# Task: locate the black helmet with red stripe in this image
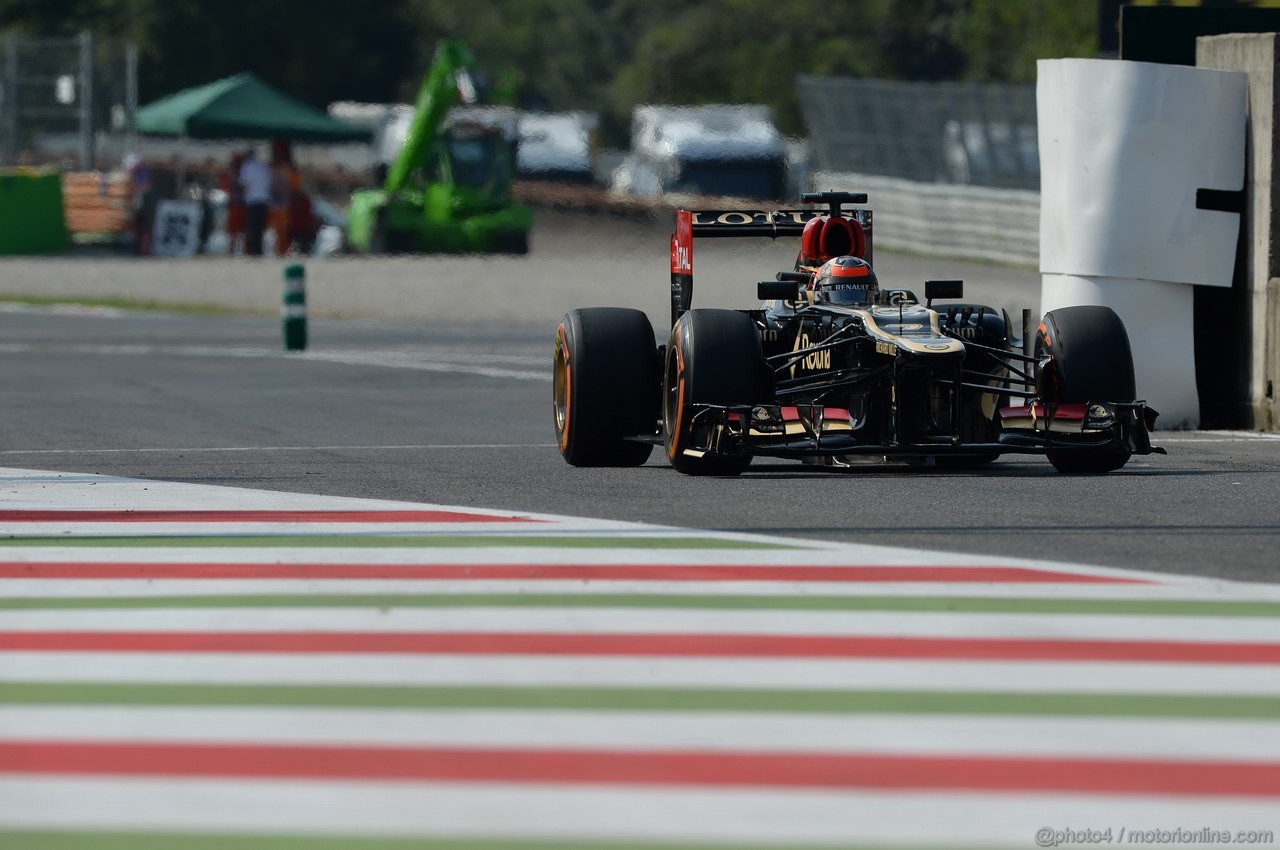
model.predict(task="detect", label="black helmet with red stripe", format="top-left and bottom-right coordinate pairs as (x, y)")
top-left (813, 255), bottom-right (879, 307)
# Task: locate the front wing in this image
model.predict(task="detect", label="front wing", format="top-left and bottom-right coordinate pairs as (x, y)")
top-left (668, 401), bottom-right (1165, 461)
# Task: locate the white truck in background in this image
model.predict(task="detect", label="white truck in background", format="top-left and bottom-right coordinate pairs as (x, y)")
top-left (610, 104), bottom-right (796, 202)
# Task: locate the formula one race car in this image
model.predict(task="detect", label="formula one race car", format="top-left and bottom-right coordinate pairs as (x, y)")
top-left (553, 191), bottom-right (1165, 475)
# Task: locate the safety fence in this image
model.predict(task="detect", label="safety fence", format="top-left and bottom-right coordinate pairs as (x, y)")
top-left (798, 73), bottom-right (1041, 266)
top-left (797, 74), bottom-right (1039, 191)
top-left (812, 170), bottom-right (1040, 267)
top-left (0, 33), bottom-right (137, 169)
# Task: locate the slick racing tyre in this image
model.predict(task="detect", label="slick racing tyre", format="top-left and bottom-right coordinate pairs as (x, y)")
top-left (554, 308), bottom-right (658, 467)
top-left (1035, 305), bottom-right (1136, 474)
top-left (663, 309), bottom-right (761, 476)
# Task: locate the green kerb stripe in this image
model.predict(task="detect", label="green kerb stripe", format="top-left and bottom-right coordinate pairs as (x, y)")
top-left (0, 535), bottom-right (789, 550)
top-left (0, 832), bottom-right (953, 850)
top-left (4, 593), bottom-right (1279, 617)
top-left (2, 683), bottom-right (1274, 719)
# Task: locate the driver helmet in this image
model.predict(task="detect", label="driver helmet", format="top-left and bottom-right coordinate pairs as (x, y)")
top-left (813, 255), bottom-right (879, 307)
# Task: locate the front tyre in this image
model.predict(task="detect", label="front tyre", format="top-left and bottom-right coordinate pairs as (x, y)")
top-left (554, 308), bottom-right (658, 467)
top-left (663, 309), bottom-right (761, 476)
top-left (1035, 305), bottom-right (1136, 474)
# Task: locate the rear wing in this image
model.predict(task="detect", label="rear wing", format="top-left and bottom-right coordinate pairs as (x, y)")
top-left (669, 192), bottom-right (873, 327)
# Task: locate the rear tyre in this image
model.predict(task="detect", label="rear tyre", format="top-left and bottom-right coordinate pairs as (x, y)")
top-left (554, 308), bottom-right (658, 467)
top-left (1035, 305), bottom-right (1135, 474)
top-left (663, 309), bottom-right (761, 476)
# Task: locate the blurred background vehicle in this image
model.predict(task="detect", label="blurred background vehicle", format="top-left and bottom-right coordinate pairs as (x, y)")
top-left (344, 40), bottom-right (532, 255)
top-left (516, 110), bottom-right (596, 184)
top-left (609, 104), bottom-right (790, 202)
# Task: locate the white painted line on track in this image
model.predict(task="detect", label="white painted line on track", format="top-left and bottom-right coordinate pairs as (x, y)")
top-left (3, 607), bottom-right (1275, 642)
top-left (10, 578), bottom-right (1270, 599)
top-left (0, 443), bottom-right (557, 455)
top-left (0, 468), bottom-right (589, 522)
top-left (0, 303), bottom-right (133, 317)
top-left (4, 654), bottom-right (1275, 694)
top-left (5, 707), bottom-right (1279, 761)
top-left (0, 342), bottom-right (551, 381)
top-left (300, 349), bottom-right (550, 381)
top-left (1157, 430), bottom-right (1280, 442)
top-left (1, 779), bottom-right (1274, 845)
top-left (0, 523), bottom-right (566, 537)
top-left (1157, 438), bottom-right (1280, 443)
top-left (7, 548), bottom-right (1258, 597)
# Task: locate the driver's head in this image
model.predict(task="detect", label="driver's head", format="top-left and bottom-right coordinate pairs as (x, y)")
top-left (813, 255), bottom-right (879, 306)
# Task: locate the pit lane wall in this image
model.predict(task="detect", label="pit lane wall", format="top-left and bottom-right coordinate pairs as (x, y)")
top-left (1198, 33), bottom-right (1280, 433)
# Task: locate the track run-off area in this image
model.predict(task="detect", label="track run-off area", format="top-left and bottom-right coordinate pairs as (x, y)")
top-left (0, 466), bottom-right (1278, 849)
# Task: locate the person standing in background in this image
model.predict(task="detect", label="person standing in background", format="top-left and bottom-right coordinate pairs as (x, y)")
top-left (269, 139), bottom-right (300, 256)
top-left (239, 147), bottom-right (271, 256)
top-left (126, 154), bottom-right (153, 256)
top-left (220, 151), bottom-right (247, 255)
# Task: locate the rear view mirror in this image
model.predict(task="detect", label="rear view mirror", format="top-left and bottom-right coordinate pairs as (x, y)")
top-left (758, 280), bottom-right (801, 300)
top-left (925, 279), bottom-right (964, 305)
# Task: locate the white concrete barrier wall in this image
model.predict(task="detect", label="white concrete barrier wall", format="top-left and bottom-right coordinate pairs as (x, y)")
top-left (1038, 59), bottom-right (1245, 286)
top-left (1037, 58), bottom-right (1247, 429)
top-left (1040, 274), bottom-right (1196, 427)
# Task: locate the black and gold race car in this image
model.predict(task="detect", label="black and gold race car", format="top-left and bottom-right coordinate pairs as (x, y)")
top-left (553, 191), bottom-right (1164, 475)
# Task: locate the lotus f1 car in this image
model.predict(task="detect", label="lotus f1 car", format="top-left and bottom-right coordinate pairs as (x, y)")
top-left (553, 191), bottom-right (1165, 475)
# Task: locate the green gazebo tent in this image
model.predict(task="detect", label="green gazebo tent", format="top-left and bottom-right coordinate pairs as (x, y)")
top-left (136, 73), bottom-right (370, 142)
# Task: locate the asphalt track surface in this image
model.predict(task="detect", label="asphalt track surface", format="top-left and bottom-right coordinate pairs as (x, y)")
top-left (1, 209), bottom-right (1278, 582)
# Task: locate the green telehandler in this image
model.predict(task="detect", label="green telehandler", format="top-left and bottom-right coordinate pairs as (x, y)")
top-left (347, 40), bottom-right (532, 254)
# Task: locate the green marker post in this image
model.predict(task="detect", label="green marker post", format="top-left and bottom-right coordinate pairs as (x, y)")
top-left (282, 263), bottom-right (307, 351)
